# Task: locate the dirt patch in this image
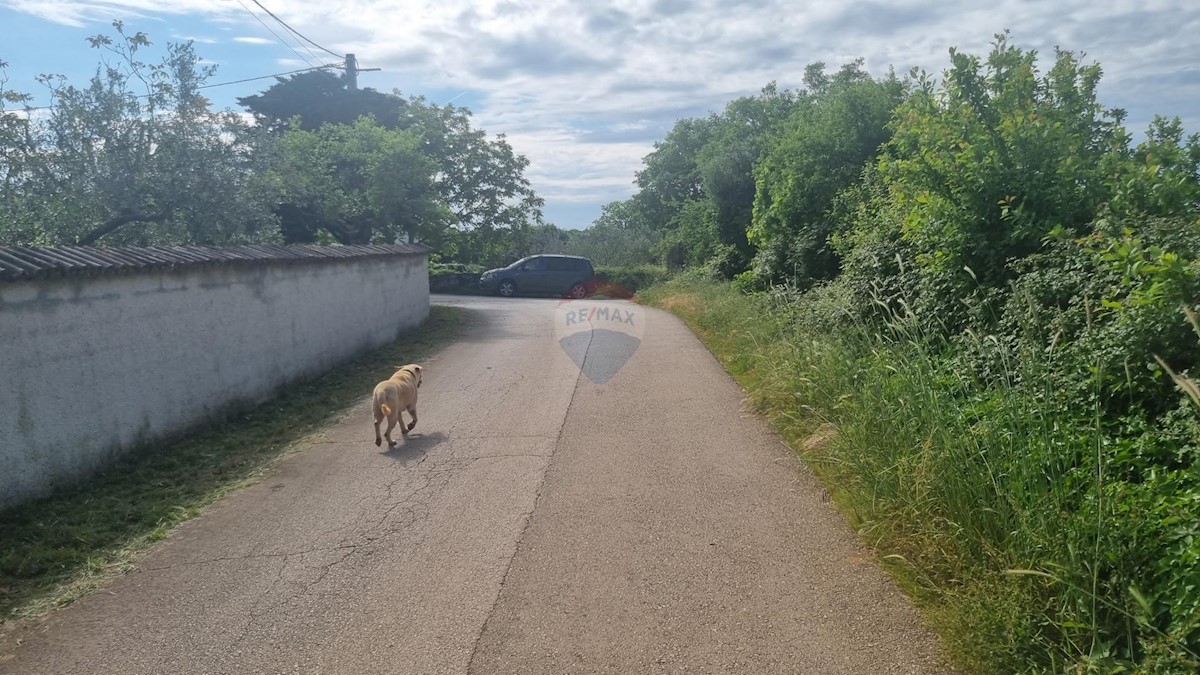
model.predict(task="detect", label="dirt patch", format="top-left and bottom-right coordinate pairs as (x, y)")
top-left (654, 292), bottom-right (704, 317)
top-left (802, 422), bottom-right (840, 454)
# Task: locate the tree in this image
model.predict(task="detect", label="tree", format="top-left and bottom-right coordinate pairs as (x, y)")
top-left (634, 116), bottom-right (714, 232)
top-left (0, 23), bottom-right (279, 247)
top-left (269, 117), bottom-right (449, 245)
top-left (0, 61), bottom-right (39, 245)
top-left (240, 74), bottom-right (544, 265)
top-left (400, 97), bottom-right (544, 265)
top-left (749, 62), bottom-right (906, 287)
top-left (627, 84), bottom-right (799, 277)
top-left (850, 34), bottom-right (1125, 289)
top-left (833, 32), bottom-right (1200, 331)
top-left (237, 70), bottom-right (405, 132)
top-left (694, 82), bottom-right (800, 272)
top-left (569, 199), bottom-right (661, 266)
top-left (518, 223), bottom-right (571, 256)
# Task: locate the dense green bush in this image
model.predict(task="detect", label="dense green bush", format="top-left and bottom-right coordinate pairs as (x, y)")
top-left (749, 63), bottom-right (906, 287)
top-left (593, 264), bottom-right (670, 295)
top-left (429, 261), bottom-right (485, 276)
top-left (428, 261), bottom-right (485, 293)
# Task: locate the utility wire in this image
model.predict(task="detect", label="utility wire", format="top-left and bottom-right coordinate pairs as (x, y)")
top-left (234, 0), bottom-right (317, 68)
top-left (247, 0), bottom-right (342, 59)
top-left (198, 63), bottom-right (342, 89)
top-left (10, 64), bottom-right (341, 113)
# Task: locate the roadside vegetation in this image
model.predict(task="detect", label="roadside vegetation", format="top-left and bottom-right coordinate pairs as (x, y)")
top-left (627, 34), bottom-right (1199, 674)
top-left (0, 307), bottom-right (464, 633)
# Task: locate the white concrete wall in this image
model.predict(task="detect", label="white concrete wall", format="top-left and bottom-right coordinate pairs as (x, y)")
top-left (0, 254), bottom-right (429, 508)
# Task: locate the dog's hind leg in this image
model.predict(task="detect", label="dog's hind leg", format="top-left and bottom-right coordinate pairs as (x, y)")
top-left (384, 413), bottom-right (399, 447)
top-left (406, 405), bottom-right (417, 432)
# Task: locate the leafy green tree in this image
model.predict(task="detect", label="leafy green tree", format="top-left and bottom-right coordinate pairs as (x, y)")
top-left (269, 117), bottom-right (449, 245)
top-left (633, 117), bottom-right (714, 234)
top-left (694, 82), bottom-right (800, 272)
top-left (516, 222), bottom-right (571, 256)
top-left (0, 23), bottom-right (279, 247)
top-left (836, 33), bottom-right (1135, 326)
top-left (655, 199), bottom-right (720, 270)
top-left (0, 62), bottom-right (39, 245)
top-left (240, 74), bottom-right (543, 265)
top-left (1105, 115), bottom-right (1200, 218)
top-left (569, 199), bottom-right (661, 266)
top-left (237, 70), bottom-right (405, 132)
top-left (626, 84), bottom-right (798, 276)
top-left (401, 97), bottom-right (544, 265)
top-left (749, 63), bottom-right (906, 287)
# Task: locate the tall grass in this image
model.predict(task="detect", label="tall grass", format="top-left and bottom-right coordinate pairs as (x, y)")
top-left (644, 280), bottom-right (1200, 674)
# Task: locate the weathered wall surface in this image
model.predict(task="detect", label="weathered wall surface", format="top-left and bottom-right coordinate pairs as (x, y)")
top-left (0, 252), bottom-right (429, 508)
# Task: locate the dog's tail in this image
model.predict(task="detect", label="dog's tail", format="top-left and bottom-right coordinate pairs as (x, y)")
top-left (380, 403), bottom-right (393, 417)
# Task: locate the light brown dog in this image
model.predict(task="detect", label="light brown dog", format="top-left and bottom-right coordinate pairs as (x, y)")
top-left (372, 364), bottom-right (422, 447)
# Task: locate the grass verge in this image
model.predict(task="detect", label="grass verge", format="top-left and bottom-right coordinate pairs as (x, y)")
top-left (642, 280), bottom-right (1200, 674)
top-left (641, 281), bottom-right (1006, 671)
top-left (0, 305), bottom-right (465, 635)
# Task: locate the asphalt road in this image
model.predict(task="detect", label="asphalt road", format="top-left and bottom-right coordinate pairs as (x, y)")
top-left (1, 295), bottom-right (950, 674)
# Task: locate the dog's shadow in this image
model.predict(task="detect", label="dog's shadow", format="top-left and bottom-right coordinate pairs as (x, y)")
top-left (382, 430), bottom-right (447, 465)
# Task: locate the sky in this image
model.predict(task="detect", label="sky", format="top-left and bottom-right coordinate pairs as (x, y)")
top-left (1, 0), bottom-right (1198, 230)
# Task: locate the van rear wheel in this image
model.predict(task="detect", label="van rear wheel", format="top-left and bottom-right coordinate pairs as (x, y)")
top-left (567, 283), bottom-right (588, 299)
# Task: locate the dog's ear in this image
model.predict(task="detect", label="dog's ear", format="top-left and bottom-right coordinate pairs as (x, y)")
top-left (413, 365), bottom-right (423, 372)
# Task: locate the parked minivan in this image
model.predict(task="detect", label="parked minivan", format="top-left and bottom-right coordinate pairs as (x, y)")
top-left (478, 255), bottom-right (596, 298)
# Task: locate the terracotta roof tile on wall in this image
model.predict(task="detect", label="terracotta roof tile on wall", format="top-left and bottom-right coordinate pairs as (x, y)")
top-left (0, 243), bottom-right (431, 282)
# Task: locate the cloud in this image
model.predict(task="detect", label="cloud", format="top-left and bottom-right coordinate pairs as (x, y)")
top-left (584, 7), bottom-right (634, 36)
top-left (172, 33), bottom-right (218, 44)
top-left (232, 36), bottom-right (273, 45)
top-left (6, 0), bottom-right (1200, 228)
top-left (814, 0), bottom-right (941, 36)
top-left (6, 0), bottom-right (227, 27)
top-left (465, 33), bottom-right (617, 80)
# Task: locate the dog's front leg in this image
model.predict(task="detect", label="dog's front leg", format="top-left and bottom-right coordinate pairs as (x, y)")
top-left (406, 406), bottom-right (417, 432)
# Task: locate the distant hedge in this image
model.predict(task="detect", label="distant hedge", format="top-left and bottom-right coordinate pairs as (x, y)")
top-left (594, 265), bottom-right (670, 296)
top-left (428, 262), bottom-right (484, 293)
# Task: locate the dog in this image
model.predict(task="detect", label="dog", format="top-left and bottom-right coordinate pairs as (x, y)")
top-left (372, 364), bottom-right (422, 447)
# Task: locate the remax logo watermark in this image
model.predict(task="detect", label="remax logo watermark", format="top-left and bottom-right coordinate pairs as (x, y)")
top-left (554, 298), bottom-right (645, 384)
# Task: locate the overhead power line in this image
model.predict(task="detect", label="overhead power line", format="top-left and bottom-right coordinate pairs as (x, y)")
top-left (242, 0), bottom-right (381, 91)
top-left (198, 63), bottom-right (342, 89)
top-left (10, 64), bottom-right (341, 113)
top-left (247, 0), bottom-right (342, 59)
top-left (233, 0), bottom-right (318, 68)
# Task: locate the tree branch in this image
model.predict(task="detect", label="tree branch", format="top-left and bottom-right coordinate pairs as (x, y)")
top-left (77, 209), bottom-right (168, 246)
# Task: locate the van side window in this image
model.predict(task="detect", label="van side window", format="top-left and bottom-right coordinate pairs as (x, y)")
top-left (522, 258), bottom-right (548, 271)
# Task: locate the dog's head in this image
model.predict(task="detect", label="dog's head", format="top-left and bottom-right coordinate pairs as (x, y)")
top-left (394, 364), bottom-right (423, 388)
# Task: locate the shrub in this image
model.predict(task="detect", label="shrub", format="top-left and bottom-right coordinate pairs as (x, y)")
top-left (593, 264), bottom-right (670, 295)
top-left (428, 261), bottom-right (485, 293)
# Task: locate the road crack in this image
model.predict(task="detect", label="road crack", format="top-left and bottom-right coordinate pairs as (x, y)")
top-left (464, 323), bottom-right (594, 673)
